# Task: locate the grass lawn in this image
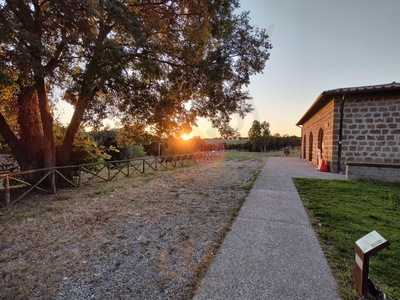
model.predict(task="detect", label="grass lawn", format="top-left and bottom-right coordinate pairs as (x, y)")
top-left (294, 178), bottom-right (400, 300)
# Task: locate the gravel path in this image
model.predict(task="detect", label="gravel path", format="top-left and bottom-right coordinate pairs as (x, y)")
top-left (194, 157), bottom-right (345, 300)
top-left (0, 156), bottom-right (264, 300)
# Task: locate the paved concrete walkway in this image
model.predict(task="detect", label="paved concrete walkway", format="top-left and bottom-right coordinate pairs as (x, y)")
top-left (194, 157), bottom-right (345, 300)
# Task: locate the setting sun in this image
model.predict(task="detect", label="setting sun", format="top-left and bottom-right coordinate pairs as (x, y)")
top-left (181, 133), bottom-right (192, 141)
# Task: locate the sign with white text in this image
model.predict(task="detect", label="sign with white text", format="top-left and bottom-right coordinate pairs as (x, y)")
top-left (353, 230), bottom-right (389, 297)
top-left (355, 230), bottom-right (387, 255)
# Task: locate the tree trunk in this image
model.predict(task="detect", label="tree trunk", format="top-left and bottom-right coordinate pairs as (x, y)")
top-left (58, 31), bottom-right (108, 165)
top-left (58, 95), bottom-right (90, 165)
top-left (0, 84), bottom-right (56, 171)
top-left (16, 87), bottom-right (45, 170)
top-left (35, 77), bottom-right (56, 169)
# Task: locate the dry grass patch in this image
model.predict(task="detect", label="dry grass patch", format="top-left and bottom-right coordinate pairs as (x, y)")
top-left (0, 154), bottom-right (265, 300)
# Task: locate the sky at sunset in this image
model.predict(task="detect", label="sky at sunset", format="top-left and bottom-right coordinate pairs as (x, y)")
top-left (56, 0), bottom-right (400, 138)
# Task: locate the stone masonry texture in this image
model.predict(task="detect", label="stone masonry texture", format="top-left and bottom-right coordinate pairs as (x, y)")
top-left (339, 95), bottom-right (400, 171)
top-left (301, 93), bottom-right (400, 173)
top-left (347, 164), bottom-right (400, 183)
top-left (301, 99), bottom-right (337, 171)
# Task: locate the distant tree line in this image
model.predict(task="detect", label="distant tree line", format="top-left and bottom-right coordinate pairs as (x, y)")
top-left (224, 120), bottom-right (301, 152)
top-left (90, 128), bottom-right (224, 160)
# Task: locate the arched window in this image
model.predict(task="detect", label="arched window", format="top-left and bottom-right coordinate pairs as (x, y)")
top-left (308, 132), bottom-right (313, 161)
top-left (317, 128), bottom-right (324, 157)
top-left (303, 135), bottom-right (307, 159)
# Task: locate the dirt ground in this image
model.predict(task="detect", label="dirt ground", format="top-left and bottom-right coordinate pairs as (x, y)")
top-left (0, 152), bottom-right (269, 300)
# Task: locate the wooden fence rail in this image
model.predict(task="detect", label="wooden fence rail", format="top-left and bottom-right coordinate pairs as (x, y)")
top-left (0, 151), bottom-right (223, 206)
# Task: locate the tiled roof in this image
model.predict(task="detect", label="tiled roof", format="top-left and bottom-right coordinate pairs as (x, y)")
top-left (296, 82), bottom-right (400, 126)
top-left (323, 81), bottom-right (400, 95)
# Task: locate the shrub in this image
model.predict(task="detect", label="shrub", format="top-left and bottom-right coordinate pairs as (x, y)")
top-left (54, 125), bottom-right (111, 165)
top-left (119, 144), bottom-right (146, 159)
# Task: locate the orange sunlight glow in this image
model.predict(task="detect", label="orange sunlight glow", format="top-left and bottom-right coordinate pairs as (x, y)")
top-left (180, 133), bottom-right (192, 141)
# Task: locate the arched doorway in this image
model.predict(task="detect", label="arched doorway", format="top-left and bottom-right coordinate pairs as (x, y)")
top-left (317, 128), bottom-right (324, 165)
top-left (308, 132), bottom-right (313, 161)
top-left (303, 135), bottom-right (307, 159)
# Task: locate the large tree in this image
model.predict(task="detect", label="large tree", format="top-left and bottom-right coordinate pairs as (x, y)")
top-left (0, 0), bottom-right (271, 170)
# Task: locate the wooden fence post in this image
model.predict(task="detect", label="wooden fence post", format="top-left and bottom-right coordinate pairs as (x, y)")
top-left (4, 175), bottom-right (10, 206)
top-left (77, 167), bottom-right (82, 186)
top-left (51, 170), bottom-right (57, 194)
top-left (142, 159), bottom-right (145, 173)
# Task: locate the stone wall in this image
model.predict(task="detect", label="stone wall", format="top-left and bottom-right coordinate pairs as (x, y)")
top-left (340, 95), bottom-right (400, 172)
top-left (346, 162), bottom-right (400, 183)
top-left (301, 99), bottom-right (337, 170)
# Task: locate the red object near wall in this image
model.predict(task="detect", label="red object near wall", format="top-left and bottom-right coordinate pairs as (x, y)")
top-left (319, 160), bottom-right (329, 172)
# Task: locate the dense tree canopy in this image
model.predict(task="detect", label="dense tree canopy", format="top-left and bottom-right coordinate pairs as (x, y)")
top-left (0, 0), bottom-right (271, 169)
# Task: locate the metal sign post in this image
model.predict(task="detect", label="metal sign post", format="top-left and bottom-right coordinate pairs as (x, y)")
top-left (353, 231), bottom-right (389, 297)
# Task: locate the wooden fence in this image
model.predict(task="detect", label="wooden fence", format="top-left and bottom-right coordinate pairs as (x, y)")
top-left (0, 151), bottom-right (223, 206)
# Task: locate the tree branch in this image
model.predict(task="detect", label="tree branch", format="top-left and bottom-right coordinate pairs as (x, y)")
top-left (6, 0), bottom-right (34, 30)
top-left (59, 24), bottom-right (112, 164)
top-left (44, 36), bottom-right (67, 74)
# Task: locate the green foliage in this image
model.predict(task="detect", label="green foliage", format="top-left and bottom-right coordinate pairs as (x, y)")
top-left (218, 123), bottom-right (241, 140)
top-left (69, 137), bottom-right (110, 165)
top-left (294, 179), bottom-right (400, 300)
top-left (0, 76), bottom-right (18, 142)
top-left (90, 127), bottom-right (148, 160)
top-left (260, 121), bottom-right (271, 137)
top-left (248, 120), bottom-right (270, 140)
top-left (244, 120), bottom-right (300, 152)
top-left (90, 129), bottom-right (118, 148)
top-left (248, 120), bottom-right (262, 141)
top-left (54, 125), bottom-right (110, 165)
top-left (0, 1), bottom-right (271, 167)
top-left (116, 123), bottom-right (152, 147)
top-left (120, 145), bottom-right (146, 159)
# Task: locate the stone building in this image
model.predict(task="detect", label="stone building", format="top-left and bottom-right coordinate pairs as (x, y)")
top-left (296, 82), bottom-right (400, 181)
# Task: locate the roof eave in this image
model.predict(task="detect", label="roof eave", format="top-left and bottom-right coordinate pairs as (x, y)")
top-left (296, 92), bottom-right (326, 126)
top-left (296, 84), bottom-right (400, 126)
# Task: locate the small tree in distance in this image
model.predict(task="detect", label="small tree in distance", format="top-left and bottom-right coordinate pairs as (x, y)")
top-left (248, 120), bottom-right (271, 151)
top-left (246, 120), bottom-right (299, 152)
top-left (248, 120), bottom-right (262, 142)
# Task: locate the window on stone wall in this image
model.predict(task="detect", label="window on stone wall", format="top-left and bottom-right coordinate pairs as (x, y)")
top-left (309, 132), bottom-right (313, 161)
top-left (303, 135), bottom-right (307, 159)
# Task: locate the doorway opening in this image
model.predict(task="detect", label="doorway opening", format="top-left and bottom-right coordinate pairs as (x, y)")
top-left (308, 132), bottom-right (313, 161)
